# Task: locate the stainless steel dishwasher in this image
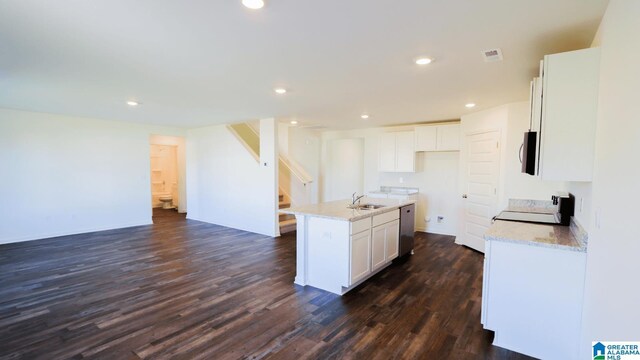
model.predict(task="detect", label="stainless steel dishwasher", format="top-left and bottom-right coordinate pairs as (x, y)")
top-left (398, 204), bottom-right (415, 257)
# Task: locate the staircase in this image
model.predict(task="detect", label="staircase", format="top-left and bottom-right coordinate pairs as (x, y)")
top-left (227, 121), bottom-right (312, 236)
top-left (279, 190), bottom-right (296, 234)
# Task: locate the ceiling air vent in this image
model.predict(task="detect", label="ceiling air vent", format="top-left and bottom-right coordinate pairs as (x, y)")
top-left (482, 48), bottom-right (503, 62)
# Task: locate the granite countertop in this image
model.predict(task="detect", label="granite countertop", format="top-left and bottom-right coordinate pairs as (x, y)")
top-left (484, 198), bottom-right (587, 252)
top-left (279, 197), bottom-right (416, 221)
top-left (484, 220), bottom-right (585, 252)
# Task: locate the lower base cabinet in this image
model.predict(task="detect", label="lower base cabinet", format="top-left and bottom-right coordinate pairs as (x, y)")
top-left (371, 219), bottom-right (399, 271)
top-left (481, 239), bottom-right (586, 360)
top-left (350, 230), bottom-right (372, 285)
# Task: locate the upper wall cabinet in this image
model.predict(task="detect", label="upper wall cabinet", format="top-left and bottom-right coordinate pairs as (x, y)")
top-left (379, 131), bottom-right (415, 172)
top-left (415, 124), bottom-right (460, 152)
top-left (536, 48), bottom-right (600, 182)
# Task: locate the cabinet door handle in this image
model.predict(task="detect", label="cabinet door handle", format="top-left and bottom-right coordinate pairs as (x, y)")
top-left (462, 194), bottom-right (468, 199)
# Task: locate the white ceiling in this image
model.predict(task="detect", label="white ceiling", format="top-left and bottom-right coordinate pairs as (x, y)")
top-left (0, 0), bottom-right (608, 129)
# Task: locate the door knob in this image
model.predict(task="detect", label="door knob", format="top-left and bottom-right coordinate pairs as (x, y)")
top-left (462, 194), bottom-right (468, 199)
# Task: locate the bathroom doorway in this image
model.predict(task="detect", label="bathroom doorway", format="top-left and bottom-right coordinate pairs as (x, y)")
top-left (150, 144), bottom-right (178, 209)
top-left (149, 135), bottom-right (186, 215)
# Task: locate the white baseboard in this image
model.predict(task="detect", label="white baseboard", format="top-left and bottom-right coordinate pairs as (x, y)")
top-left (416, 226), bottom-right (457, 237)
top-left (186, 215), bottom-right (278, 237)
top-left (0, 220), bottom-right (153, 245)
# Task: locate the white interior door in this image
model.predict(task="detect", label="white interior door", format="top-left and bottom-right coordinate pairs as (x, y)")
top-left (150, 144), bottom-right (178, 208)
top-left (457, 131), bottom-right (500, 252)
top-left (324, 138), bottom-right (364, 201)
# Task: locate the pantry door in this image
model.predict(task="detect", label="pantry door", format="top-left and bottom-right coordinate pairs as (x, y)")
top-left (457, 131), bottom-right (500, 253)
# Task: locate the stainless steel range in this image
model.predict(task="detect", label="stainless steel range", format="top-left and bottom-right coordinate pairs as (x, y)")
top-left (493, 193), bottom-right (575, 226)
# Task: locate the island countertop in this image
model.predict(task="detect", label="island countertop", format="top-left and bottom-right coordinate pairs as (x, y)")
top-left (279, 197), bottom-right (416, 221)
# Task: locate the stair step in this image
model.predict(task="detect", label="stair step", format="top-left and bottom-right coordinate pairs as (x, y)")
top-left (278, 201), bottom-right (290, 209)
top-left (279, 219), bottom-right (297, 234)
top-left (278, 193), bottom-right (284, 202)
top-left (279, 213), bottom-right (295, 222)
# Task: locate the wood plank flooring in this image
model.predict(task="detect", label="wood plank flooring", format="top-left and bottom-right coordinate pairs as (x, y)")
top-left (0, 209), bottom-right (532, 359)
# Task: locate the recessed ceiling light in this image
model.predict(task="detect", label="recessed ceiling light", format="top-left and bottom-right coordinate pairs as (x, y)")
top-left (126, 100), bottom-right (139, 106)
top-left (465, 103), bottom-right (476, 108)
top-left (242, 0), bottom-right (264, 9)
top-left (274, 88), bottom-right (287, 95)
top-left (415, 57), bottom-right (433, 65)
top-left (361, 114), bottom-right (370, 119)
top-left (290, 120), bottom-right (298, 125)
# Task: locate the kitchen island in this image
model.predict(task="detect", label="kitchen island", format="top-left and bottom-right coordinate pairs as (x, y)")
top-left (280, 197), bottom-right (415, 295)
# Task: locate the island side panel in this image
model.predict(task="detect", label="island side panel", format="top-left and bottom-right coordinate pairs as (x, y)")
top-left (294, 214), bottom-right (308, 286)
top-left (306, 217), bottom-right (350, 295)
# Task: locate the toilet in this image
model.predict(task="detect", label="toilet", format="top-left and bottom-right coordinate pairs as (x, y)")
top-left (159, 194), bottom-right (173, 209)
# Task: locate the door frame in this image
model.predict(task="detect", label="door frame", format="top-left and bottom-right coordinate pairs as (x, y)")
top-left (149, 135), bottom-right (187, 214)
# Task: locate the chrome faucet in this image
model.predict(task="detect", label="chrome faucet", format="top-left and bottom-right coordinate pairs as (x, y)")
top-left (352, 192), bottom-right (365, 205)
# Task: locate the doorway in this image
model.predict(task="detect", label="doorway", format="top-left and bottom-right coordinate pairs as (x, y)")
top-left (149, 135), bottom-right (186, 218)
top-left (150, 144), bottom-right (178, 209)
top-left (457, 130), bottom-right (500, 252)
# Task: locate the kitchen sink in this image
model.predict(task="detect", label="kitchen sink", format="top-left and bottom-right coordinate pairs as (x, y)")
top-left (349, 204), bottom-right (385, 210)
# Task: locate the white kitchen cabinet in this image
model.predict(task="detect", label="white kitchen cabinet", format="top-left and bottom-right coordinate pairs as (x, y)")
top-left (384, 220), bottom-right (399, 260)
top-left (395, 132), bottom-right (416, 171)
top-left (414, 126), bottom-right (437, 151)
top-left (482, 239), bottom-right (586, 359)
top-left (536, 48), bottom-right (600, 181)
top-left (371, 225), bottom-right (387, 271)
top-left (415, 124), bottom-right (460, 152)
top-left (371, 219), bottom-right (400, 271)
top-left (379, 133), bottom-right (397, 172)
top-left (379, 132), bottom-right (415, 172)
top-left (349, 230), bottom-right (371, 285)
top-left (436, 124), bottom-right (461, 151)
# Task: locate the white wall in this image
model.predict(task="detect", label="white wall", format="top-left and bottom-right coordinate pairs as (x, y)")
top-left (321, 125), bottom-right (459, 235)
top-left (580, 0), bottom-right (640, 356)
top-left (186, 119), bottom-right (278, 237)
top-left (275, 124), bottom-right (321, 206)
top-left (324, 138), bottom-right (364, 202)
top-left (566, 181), bottom-right (592, 229)
top-left (0, 108), bottom-right (184, 244)
top-left (288, 126), bottom-right (321, 204)
top-left (149, 135), bottom-right (187, 213)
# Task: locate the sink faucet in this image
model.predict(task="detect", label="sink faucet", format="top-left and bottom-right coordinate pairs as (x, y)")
top-left (352, 192), bottom-right (365, 205)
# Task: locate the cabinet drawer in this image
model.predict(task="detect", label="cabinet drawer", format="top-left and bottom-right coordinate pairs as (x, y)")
top-left (373, 209), bottom-right (399, 227)
top-left (351, 217), bottom-right (371, 235)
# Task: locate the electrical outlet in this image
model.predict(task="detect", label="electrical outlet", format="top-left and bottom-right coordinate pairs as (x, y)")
top-left (580, 198), bottom-right (584, 212)
top-left (399, 177), bottom-right (404, 184)
top-left (437, 216), bottom-right (444, 224)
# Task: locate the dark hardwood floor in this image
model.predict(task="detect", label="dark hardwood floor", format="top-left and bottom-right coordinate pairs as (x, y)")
top-left (0, 209), bottom-right (532, 360)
